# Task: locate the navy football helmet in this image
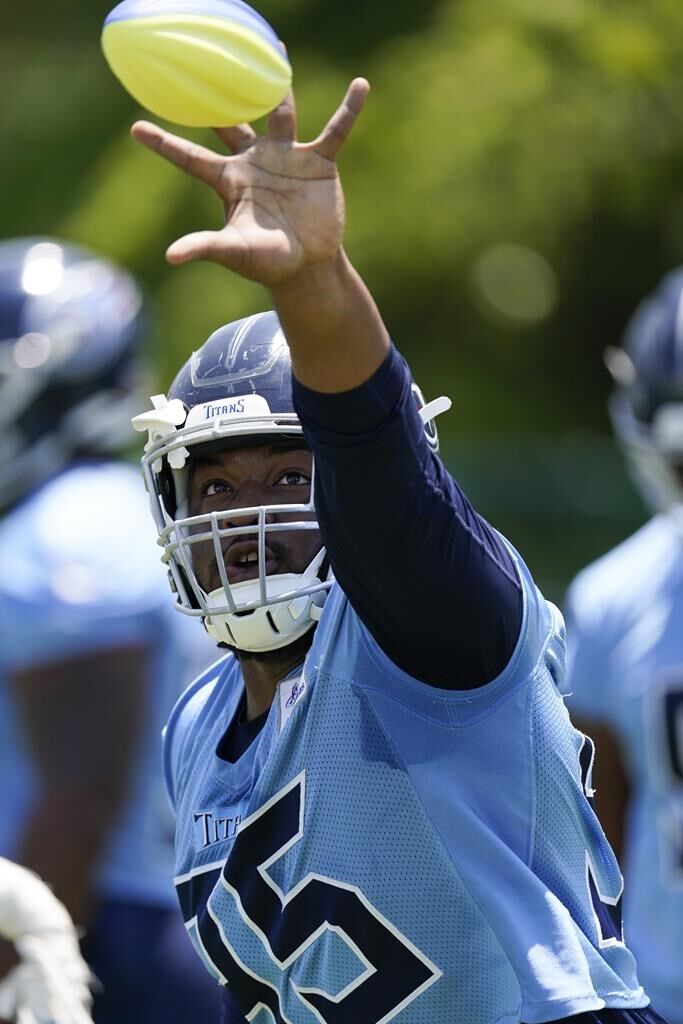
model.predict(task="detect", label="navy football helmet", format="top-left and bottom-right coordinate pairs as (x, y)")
top-left (0, 237), bottom-right (146, 513)
top-left (607, 267), bottom-right (683, 519)
top-left (133, 311), bottom-right (329, 653)
top-left (134, 310), bottom-right (450, 653)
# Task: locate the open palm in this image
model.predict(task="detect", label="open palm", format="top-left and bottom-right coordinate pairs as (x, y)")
top-left (131, 79), bottom-right (369, 286)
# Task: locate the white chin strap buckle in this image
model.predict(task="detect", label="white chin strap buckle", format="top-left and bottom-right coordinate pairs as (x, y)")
top-left (419, 396), bottom-right (452, 423)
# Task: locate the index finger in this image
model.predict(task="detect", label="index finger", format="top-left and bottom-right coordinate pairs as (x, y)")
top-left (131, 120), bottom-right (227, 189)
top-left (310, 78), bottom-right (370, 162)
top-left (213, 123), bottom-right (257, 154)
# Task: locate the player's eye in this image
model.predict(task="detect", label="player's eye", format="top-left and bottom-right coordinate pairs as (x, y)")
top-left (203, 479), bottom-right (232, 497)
top-left (275, 471), bottom-right (310, 486)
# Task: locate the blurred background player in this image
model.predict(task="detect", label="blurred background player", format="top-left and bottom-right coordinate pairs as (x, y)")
top-left (0, 856), bottom-right (93, 1024)
top-left (564, 268), bottom-right (683, 1024)
top-left (0, 237), bottom-right (220, 1023)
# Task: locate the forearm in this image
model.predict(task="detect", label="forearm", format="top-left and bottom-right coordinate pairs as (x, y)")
top-left (16, 791), bottom-right (120, 925)
top-left (270, 249), bottom-right (390, 393)
top-left (10, 646), bottom-right (149, 924)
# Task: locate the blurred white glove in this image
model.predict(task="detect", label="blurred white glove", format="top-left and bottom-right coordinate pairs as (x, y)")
top-left (0, 858), bottom-right (93, 1024)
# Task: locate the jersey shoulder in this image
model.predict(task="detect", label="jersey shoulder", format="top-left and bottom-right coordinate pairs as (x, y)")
top-left (162, 652), bottom-right (238, 811)
top-left (0, 461), bottom-right (161, 594)
top-left (566, 515), bottom-right (681, 633)
top-left (316, 546), bottom-right (564, 706)
top-left (562, 516), bottom-right (682, 715)
top-left (0, 462), bottom-right (173, 668)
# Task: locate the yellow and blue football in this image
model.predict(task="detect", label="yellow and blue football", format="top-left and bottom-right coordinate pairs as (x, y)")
top-left (101, 0), bottom-right (291, 127)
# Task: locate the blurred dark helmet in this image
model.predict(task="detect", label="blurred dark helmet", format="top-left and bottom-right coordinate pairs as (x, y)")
top-left (0, 238), bottom-right (146, 513)
top-left (607, 267), bottom-right (683, 516)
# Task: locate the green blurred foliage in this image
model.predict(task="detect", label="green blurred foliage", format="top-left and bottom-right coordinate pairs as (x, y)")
top-left (4, 0), bottom-right (683, 594)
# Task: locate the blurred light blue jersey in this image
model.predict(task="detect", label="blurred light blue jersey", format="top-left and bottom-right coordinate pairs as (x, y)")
top-left (165, 552), bottom-right (647, 1024)
top-left (564, 514), bottom-right (683, 1024)
top-left (0, 462), bottom-right (217, 908)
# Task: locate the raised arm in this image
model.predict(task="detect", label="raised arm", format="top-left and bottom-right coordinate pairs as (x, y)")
top-left (131, 81), bottom-right (389, 393)
top-left (132, 83), bottom-right (522, 688)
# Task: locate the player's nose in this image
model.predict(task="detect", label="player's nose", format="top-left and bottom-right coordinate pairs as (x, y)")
top-left (221, 480), bottom-right (278, 526)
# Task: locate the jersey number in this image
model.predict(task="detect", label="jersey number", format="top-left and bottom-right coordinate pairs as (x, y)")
top-left (196, 773), bottom-right (440, 1023)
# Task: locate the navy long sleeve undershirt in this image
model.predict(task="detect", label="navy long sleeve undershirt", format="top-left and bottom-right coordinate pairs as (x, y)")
top-left (292, 344), bottom-right (523, 690)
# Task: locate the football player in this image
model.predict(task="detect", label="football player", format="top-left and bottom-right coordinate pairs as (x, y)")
top-left (0, 239), bottom-right (220, 1023)
top-left (563, 268), bottom-right (683, 1024)
top-left (130, 81), bottom-right (669, 1022)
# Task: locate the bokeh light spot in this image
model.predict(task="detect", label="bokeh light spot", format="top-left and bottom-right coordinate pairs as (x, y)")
top-left (13, 332), bottom-right (52, 369)
top-left (473, 243), bottom-right (558, 327)
top-left (21, 242), bottom-right (64, 295)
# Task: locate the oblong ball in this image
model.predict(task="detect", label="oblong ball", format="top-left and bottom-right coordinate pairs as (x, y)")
top-left (101, 0), bottom-right (292, 127)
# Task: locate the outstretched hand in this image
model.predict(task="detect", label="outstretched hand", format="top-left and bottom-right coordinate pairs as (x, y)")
top-left (131, 79), bottom-right (370, 287)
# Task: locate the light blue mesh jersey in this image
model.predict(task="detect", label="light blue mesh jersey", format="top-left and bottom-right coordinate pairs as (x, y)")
top-left (564, 514), bottom-right (683, 1024)
top-left (0, 462), bottom-right (217, 907)
top-left (165, 544), bottom-right (649, 1023)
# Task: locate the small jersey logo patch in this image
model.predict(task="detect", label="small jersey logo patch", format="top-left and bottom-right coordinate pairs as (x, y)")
top-left (278, 673), bottom-right (307, 731)
top-left (285, 679), bottom-right (305, 707)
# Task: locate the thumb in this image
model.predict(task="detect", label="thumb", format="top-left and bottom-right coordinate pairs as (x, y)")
top-left (166, 231), bottom-right (223, 265)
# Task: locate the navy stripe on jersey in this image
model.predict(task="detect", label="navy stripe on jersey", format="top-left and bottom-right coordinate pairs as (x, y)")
top-left (198, 910), bottom-right (284, 1023)
top-left (292, 344), bottom-right (523, 690)
top-left (176, 865), bottom-right (222, 922)
top-left (220, 986), bottom-right (248, 1024)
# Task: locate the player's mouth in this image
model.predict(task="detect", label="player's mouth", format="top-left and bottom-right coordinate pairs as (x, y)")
top-left (224, 540), bottom-right (278, 584)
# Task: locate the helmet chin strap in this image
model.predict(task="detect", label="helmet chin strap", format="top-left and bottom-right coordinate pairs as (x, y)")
top-left (203, 547), bottom-right (331, 653)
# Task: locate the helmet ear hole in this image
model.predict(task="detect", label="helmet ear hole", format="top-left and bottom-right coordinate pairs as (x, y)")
top-left (172, 564), bottom-right (202, 611)
top-left (159, 462), bottom-right (177, 517)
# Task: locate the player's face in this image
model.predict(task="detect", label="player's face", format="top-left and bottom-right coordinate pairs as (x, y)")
top-left (187, 440), bottom-right (321, 591)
